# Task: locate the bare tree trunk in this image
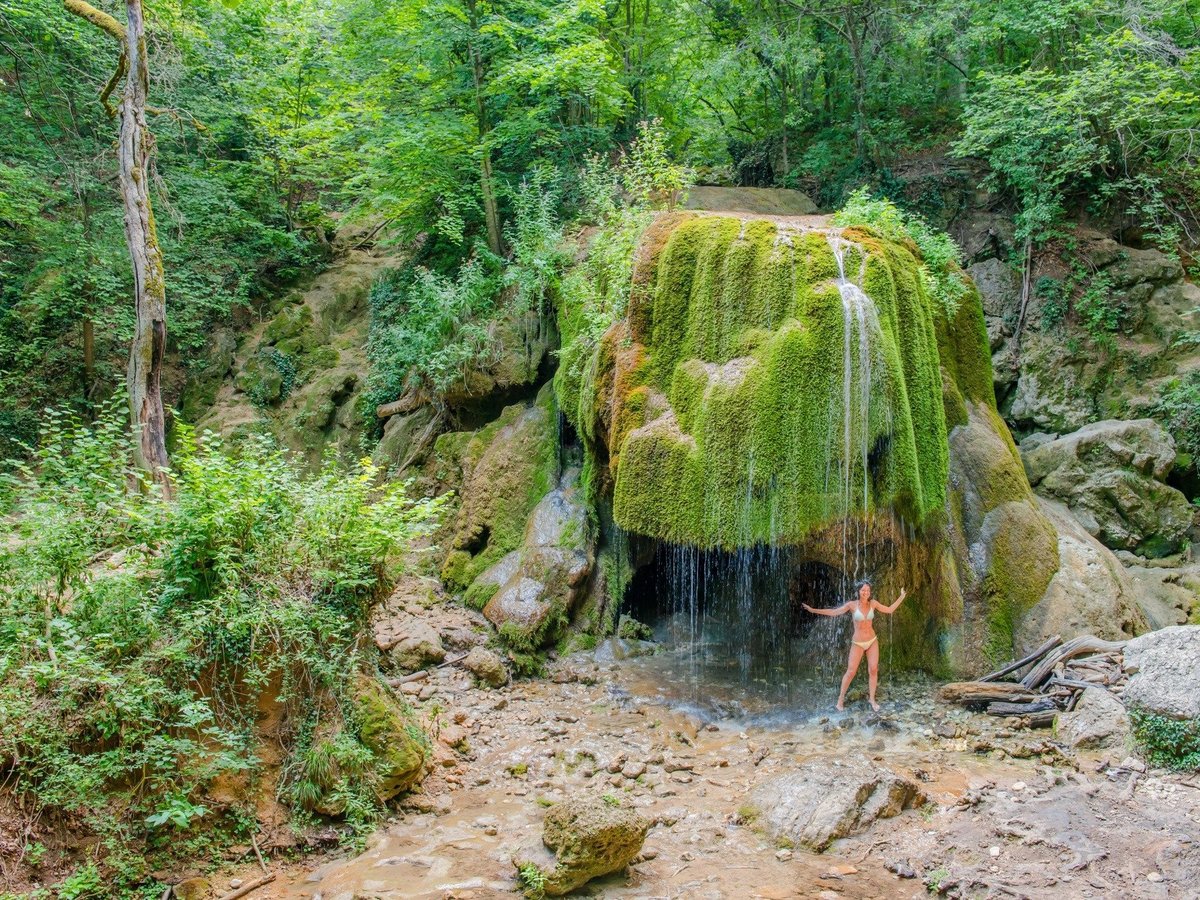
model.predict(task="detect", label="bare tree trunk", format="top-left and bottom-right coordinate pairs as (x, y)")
top-left (65, 0), bottom-right (171, 490)
top-left (121, 0), bottom-right (170, 487)
top-left (466, 0), bottom-right (503, 257)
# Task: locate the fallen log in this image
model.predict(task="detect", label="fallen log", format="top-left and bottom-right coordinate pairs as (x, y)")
top-left (979, 635), bottom-right (1062, 683)
top-left (987, 698), bottom-right (1058, 717)
top-left (1021, 636), bottom-right (1127, 691)
top-left (216, 874), bottom-right (275, 900)
top-left (939, 682), bottom-right (1042, 705)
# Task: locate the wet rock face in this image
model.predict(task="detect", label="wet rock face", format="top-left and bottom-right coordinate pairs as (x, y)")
top-left (747, 757), bottom-right (923, 851)
top-left (1055, 686), bottom-right (1131, 749)
top-left (525, 796), bottom-right (650, 896)
top-left (1122, 625), bottom-right (1200, 720)
top-left (1022, 419), bottom-right (1192, 558)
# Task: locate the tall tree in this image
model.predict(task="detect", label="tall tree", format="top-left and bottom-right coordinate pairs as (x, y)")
top-left (64, 0), bottom-right (170, 488)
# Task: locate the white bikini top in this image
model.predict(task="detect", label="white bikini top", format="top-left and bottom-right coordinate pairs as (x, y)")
top-left (853, 605), bottom-right (874, 622)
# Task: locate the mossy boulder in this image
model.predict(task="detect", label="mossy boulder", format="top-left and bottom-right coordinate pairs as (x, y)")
top-left (520, 796), bottom-right (650, 896)
top-left (561, 214), bottom-right (948, 549)
top-left (1022, 419), bottom-right (1192, 558)
top-left (353, 674), bottom-right (428, 801)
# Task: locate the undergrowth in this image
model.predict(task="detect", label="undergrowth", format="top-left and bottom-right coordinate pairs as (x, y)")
top-left (1130, 710), bottom-right (1200, 771)
top-left (0, 401), bottom-right (448, 895)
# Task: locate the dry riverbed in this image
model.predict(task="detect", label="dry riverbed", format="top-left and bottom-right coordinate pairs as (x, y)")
top-left (220, 631), bottom-right (1200, 900)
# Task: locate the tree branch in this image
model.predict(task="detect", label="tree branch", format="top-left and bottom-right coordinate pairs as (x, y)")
top-left (64, 0), bottom-right (126, 42)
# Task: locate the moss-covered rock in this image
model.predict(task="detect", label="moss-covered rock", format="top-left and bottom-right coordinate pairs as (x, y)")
top-left (520, 796), bottom-right (650, 896)
top-left (441, 384), bottom-right (558, 591)
top-left (563, 215), bottom-right (949, 549)
top-left (353, 674), bottom-right (428, 801)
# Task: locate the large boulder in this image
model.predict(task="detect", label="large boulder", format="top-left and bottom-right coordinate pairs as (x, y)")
top-left (476, 469), bottom-right (593, 652)
top-left (1122, 625), bottom-right (1200, 720)
top-left (1022, 419), bottom-right (1192, 558)
top-left (519, 796), bottom-right (650, 896)
top-left (353, 675), bottom-right (428, 802)
top-left (1055, 686), bottom-right (1131, 749)
top-left (746, 758), bottom-right (923, 851)
top-left (375, 617), bottom-right (446, 673)
top-left (1015, 498), bottom-right (1145, 655)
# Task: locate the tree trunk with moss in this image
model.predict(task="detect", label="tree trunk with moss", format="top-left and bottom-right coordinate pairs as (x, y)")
top-left (66, 0), bottom-right (171, 489)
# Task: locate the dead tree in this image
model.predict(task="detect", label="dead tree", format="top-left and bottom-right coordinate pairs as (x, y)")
top-left (65, 0), bottom-right (171, 492)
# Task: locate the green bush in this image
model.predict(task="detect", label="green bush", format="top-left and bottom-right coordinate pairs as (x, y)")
top-left (0, 403), bottom-right (448, 891)
top-left (1130, 710), bottom-right (1200, 771)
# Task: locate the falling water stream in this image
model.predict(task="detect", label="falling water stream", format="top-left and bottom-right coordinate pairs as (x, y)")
top-left (612, 233), bottom-right (909, 720)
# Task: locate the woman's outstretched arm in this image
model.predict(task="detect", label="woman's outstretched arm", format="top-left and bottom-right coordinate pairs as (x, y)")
top-left (801, 602), bottom-right (852, 617)
top-left (875, 587), bottom-right (908, 614)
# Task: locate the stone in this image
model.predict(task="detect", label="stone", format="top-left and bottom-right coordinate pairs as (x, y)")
top-left (1022, 419), bottom-right (1191, 557)
top-left (383, 619), bottom-right (446, 673)
top-left (172, 878), bottom-right (211, 900)
top-left (462, 646), bottom-right (509, 688)
top-left (354, 674), bottom-right (427, 802)
top-left (746, 757), bottom-right (923, 852)
top-left (518, 796), bottom-right (651, 896)
top-left (1054, 687), bottom-right (1131, 749)
top-left (1015, 498), bottom-right (1146, 655)
top-left (1122, 625), bottom-right (1200, 720)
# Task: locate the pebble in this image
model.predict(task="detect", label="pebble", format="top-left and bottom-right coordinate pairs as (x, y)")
top-left (989, 846), bottom-right (1001, 857)
top-left (1147, 872), bottom-right (1164, 883)
top-left (1011, 781), bottom-right (1026, 792)
top-left (775, 849), bottom-right (793, 861)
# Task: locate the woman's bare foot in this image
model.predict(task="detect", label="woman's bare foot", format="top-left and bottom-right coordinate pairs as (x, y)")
top-left (869, 699), bottom-right (880, 711)
top-left (835, 700), bottom-right (845, 711)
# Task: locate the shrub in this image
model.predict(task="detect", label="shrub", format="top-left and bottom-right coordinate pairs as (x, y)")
top-left (1130, 710), bottom-right (1200, 771)
top-left (0, 404), bottom-right (448, 891)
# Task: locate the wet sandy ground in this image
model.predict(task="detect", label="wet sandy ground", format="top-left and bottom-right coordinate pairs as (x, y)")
top-left (226, 645), bottom-right (1200, 900)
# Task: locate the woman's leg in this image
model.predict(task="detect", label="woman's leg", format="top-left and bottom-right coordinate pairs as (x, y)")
top-left (867, 640), bottom-right (881, 710)
top-left (837, 644), bottom-right (866, 710)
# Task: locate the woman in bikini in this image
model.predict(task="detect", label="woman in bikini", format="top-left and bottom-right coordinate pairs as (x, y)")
top-left (802, 581), bottom-right (907, 711)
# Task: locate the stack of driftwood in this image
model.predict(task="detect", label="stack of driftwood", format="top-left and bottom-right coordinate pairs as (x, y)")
top-left (939, 635), bottom-right (1128, 727)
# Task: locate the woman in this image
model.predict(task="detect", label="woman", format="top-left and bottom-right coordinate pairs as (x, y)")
top-left (802, 581), bottom-right (907, 711)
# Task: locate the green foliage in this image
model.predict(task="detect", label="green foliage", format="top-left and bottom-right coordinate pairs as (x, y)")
top-left (954, 27), bottom-right (1199, 245)
top-left (1156, 373), bottom-right (1200, 461)
top-left (622, 119), bottom-right (692, 208)
top-left (832, 188), bottom-right (969, 317)
top-left (516, 860), bottom-right (548, 899)
top-left (0, 403), bottom-right (447, 889)
top-left (1130, 710), bottom-right (1200, 771)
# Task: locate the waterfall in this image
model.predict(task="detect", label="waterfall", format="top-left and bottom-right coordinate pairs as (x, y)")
top-left (616, 232), bottom-right (901, 716)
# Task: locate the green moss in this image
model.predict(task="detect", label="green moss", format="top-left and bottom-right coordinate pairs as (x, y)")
top-left (583, 216), bottom-right (952, 549)
top-left (353, 674), bottom-right (428, 799)
top-left (463, 577), bottom-right (502, 611)
top-left (440, 385), bottom-right (558, 590)
top-left (936, 282), bottom-right (996, 425)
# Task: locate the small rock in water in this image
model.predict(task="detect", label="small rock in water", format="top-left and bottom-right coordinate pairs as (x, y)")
top-left (775, 848), bottom-right (793, 861)
top-left (989, 846), bottom-right (1001, 857)
top-left (1147, 872), bottom-right (1164, 883)
top-left (1011, 781), bottom-right (1026, 792)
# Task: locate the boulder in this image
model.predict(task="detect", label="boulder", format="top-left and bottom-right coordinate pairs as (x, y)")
top-left (746, 758), bottom-right (923, 851)
top-left (521, 796), bottom-right (650, 896)
top-left (1055, 686), bottom-right (1131, 749)
top-left (462, 646), bottom-right (509, 687)
top-left (1122, 625), bottom-right (1200, 720)
top-left (1015, 498), bottom-right (1145, 655)
top-left (353, 675), bottom-right (428, 801)
top-left (377, 618), bottom-right (445, 673)
top-left (472, 470), bottom-right (594, 652)
top-left (1022, 420), bottom-right (1192, 558)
